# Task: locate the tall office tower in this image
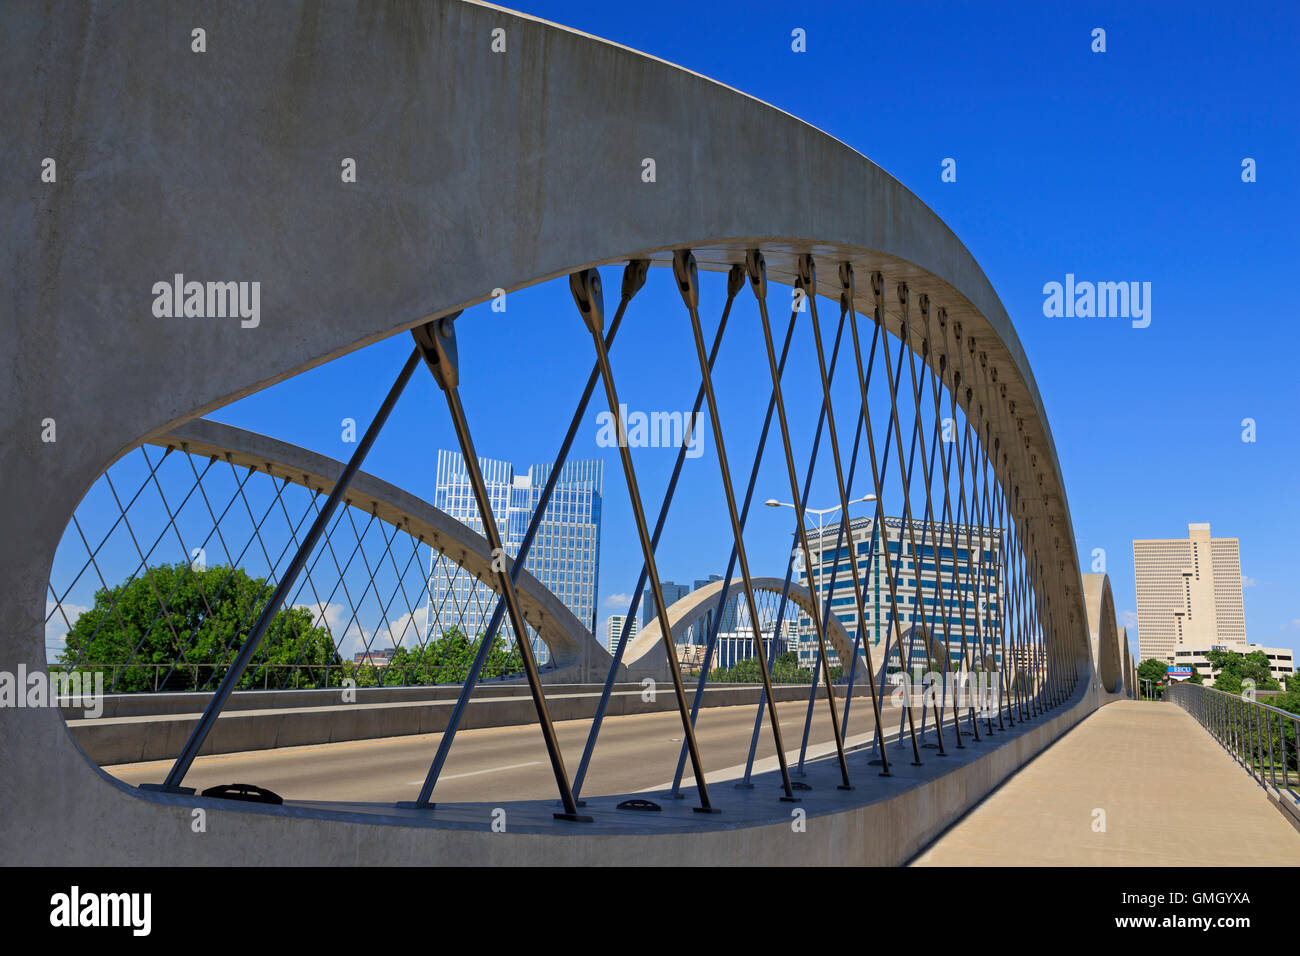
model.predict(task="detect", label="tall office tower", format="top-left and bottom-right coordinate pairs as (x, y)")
top-left (692, 574), bottom-right (740, 644)
top-left (427, 450), bottom-right (602, 665)
top-left (605, 614), bottom-right (638, 653)
top-left (1133, 522), bottom-right (1246, 665)
top-left (641, 580), bottom-right (692, 630)
top-left (797, 515), bottom-right (1003, 670)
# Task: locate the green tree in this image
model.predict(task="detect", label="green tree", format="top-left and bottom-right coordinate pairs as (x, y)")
top-left (365, 627), bottom-right (525, 686)
top-left (710, 650), bottom-right (840, 684)
top-left (57, 562), bottom-right (340, 691)
top-left (1205, 649), bottom-right (1280, 693)
top-left (1137, 657), bottom-right (1167, 697)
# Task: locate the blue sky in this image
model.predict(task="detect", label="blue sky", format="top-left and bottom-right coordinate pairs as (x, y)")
top-left (150, 1), bottom-right (1299, 665)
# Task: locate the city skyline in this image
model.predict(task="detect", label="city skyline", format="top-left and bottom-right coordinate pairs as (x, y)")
top-left (201, 1), bottom-right (1296, 670)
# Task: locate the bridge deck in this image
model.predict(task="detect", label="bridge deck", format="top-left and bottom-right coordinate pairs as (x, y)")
top-left (911, 700), bottom-right (1300, 866)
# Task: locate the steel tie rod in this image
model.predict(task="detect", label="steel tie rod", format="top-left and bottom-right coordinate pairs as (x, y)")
top-left (745, 250), bottom-right (852, 788)
top-left (799, 257), bottom-right (889, 778)
top-left (571, 267), bottom-right (718, 814)
top-left (412, 260), bottom-right (650, 808)
top-left (148, 346), bottom-right (424, 793)
top-left (571, 261), bottom-right (742, 801)
top-left (675, 250), bottom-right (800, 801)
top-left (410, 313), bottom-right (591, 822)
top-left (574, 261), bottom-right (748, 801)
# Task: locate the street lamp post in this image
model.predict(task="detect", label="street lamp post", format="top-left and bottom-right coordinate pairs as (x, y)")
top-left (765, 494), bottom-right (875, 667)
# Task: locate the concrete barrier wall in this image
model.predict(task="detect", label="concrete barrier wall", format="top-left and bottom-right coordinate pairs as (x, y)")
top-left (46, 678), bottom-right (1101, 866)
top-left (67, 682), bottom-right (872, 765)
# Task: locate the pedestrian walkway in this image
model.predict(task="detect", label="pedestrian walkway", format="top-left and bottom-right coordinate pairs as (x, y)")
top-left (911, 699), bottom-right (1300, 866)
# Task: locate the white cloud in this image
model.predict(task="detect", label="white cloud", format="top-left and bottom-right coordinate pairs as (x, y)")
top-left (604, 592), bottom-right (633, 608)
top-left (45, 601), bottom-right (89, 654)
top-left (1120, 610), bottom-right (1138, 629)
top-left (1242, 575), bottom-right (1258, 588)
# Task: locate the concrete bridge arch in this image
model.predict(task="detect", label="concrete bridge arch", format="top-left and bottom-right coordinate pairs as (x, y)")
top-left (2, 0), bottom-right (1104, 863)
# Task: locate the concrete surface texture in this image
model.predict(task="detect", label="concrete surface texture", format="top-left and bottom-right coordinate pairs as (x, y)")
top-left (2, 0), bottom-right (1097, 863)
top-left (911, 700), bottom-right (1300, 866)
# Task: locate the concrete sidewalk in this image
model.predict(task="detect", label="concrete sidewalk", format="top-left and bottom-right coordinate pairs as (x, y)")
top-left (911, 700), bottom-right (1300, 866)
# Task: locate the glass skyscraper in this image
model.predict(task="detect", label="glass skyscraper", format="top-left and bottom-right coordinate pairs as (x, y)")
top-left (427, 450), bottom-right (602, 665)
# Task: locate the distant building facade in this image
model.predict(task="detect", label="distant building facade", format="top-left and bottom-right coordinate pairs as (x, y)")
top-left (427, 450), bottom-right (602, 665)
top-left (798, 515), bottom-right (1003, 671)
top-left (605, 613), bottom-right (638, 654)
top-left (641, 575), bottom-right (741, 645)
top-left (1133, 523), bottom-right (1246, 665)
top-left (1171, 641), bottom-right (1293, 687)
top-left (711, 625), bottom-right (788, 671)
top-left (641, 580), bottom-right (692, 630)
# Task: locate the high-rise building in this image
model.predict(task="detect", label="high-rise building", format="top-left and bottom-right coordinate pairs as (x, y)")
top-left (605, 613), bottom-right (637, 653)
top-left (797, 515), bottom-right (1004, 671)
top-left (427, 450), bottom-right (602, 665)
top-left (641, 580), bottom-right (692, 630)
top-left (639, 575), bottom-right (741, 645)
top-left (1133, 522), bottom-right (1246, 665)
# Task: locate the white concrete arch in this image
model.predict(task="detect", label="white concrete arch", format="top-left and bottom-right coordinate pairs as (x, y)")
top-left (623, 576), bottom-right (861, 681)
top-left (1082, 573), bottom-right (1123, 698)
top-left (1120, 628), bottom-right (1135, 698)
top-left (1, 0), bottom-right (1097, 862)
top-left (151, 418), bottom-right (617, 682)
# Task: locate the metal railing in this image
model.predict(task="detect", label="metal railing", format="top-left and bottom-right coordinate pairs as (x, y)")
top-left (1167, 681), bottom-right (1300, 797)
top-left (47, 662), bottom-right (529, 693)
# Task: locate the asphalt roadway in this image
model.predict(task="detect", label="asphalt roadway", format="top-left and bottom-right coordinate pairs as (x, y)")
top-left (106, 697), bottom-right (897, 804)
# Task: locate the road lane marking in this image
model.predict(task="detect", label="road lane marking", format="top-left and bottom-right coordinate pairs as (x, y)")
top-left (406, 760), bottom-right (541, 785)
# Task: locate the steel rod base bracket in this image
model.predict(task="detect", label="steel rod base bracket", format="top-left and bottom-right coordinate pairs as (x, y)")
top-left (664, 791), bottom-right (686, 800)
top-left (733, 782), bottom-right (755, 790)
top-left (911, 761), bottom-right (924, 767)
top-left (837, 784), bottom-right (855, 791)
top-left (139, 783), bottom-right (195, 795)
top-left (693, 807), bottom-right (722, 814)
top-left (553, 812), bottom-right (594, 823)
top-left (779, 795), bottom-right (801, 803)
top-left (394, 801), bottom-right (435, 810)
top-left (411, 313), bottom-right (463, 391)
top-left (878, 771), bottom-right (893, 777)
